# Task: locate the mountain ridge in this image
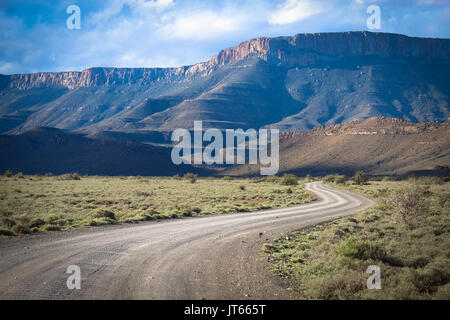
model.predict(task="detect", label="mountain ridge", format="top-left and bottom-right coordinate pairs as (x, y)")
top-left (2, 31), bottom-right (449, 90)
top-left (0, 31), bottom-right (449, 134)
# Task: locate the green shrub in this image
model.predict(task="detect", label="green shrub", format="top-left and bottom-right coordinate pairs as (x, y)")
top-left (45, 214), bottom-right (62, 224)
top-left (386, 186), bottom-right (429, 229)
top-left (434, 193), bottom-right (449, 208)
top-left (138, 213), bottom-right (156, 221)
top-left (88, 217), bottom-right (117, 226)
top-left (43, 225), bottom-right (61, 232)
top-left (266, 176), bottom-right (280, 183)
top-left (374, 188), bottom-right (389, 198)
top-left (184, 173), bottom-right (197, 183)
top-left (146, 208), bottom-right (159, 216)
top-left (182, 211), bottom-right (192, 217)
top-left (29, 218), bottom-right (46, 228)
top-left (11, 224), bottom-right (32, 234)
top-left (15, 214), bottom-right (30, 225)
top-left (0, 228), bottom-right (15, 236)
top-left (154, 214), bottom-right (170, 220)
top-left (416, 176), bottom-right (445, 185)
top-left (280, 174), bottom-right (298, 186)
top-left (334, 175), bottom-right (346, 184)
top-left (323, 174), bottom-right (336, 183)
top-left (434, 283), bottom-right (450, 299)
top-left (352, 172), bottom-right (368, 185)
top-left (173, 204), bottom-right (201, 217)
top-left (0, 209), bottom-right (12, 217)
top-left (192, 207), bottom-right (202, 214)
top-left (337, 238), bottom-right (386, 261)
top-left (0, 217), bottom-right (16, 228)
top-left (324, 174), bottom-right (346, 184)
top-left (71, 172), bottom-right (81, 180)
top-left (93, 209), bottom-right (116, 220)
top-left (59, 173), bottom-right (81, 180)
top-left (4, 170), bottom-right (13, 177)
top-left (411, 268), bottom-right (449, 293)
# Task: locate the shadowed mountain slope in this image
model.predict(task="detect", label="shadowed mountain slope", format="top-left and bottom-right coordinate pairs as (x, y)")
top-left (0, 117), bottom-right (448, 176)
top-left (0, 127), bottom-right (207, 176)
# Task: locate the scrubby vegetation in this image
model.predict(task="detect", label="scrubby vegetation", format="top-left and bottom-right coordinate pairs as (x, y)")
top-left (323, 174), bottom-right (346, 184)
top-left (183, 172), bottom-right (197, 183)
top-left (352, 172), bottom-right (368, 185)
top-left (3, 170), bottom-right (13, 177)
top-left (0, 174), bottom-right (315, 236)
top-left (385, 186), bottom-right (430, 230)
top-left (280, 174), bottom-right (298, 186)
top-left (263, 178), bottom-right (450, 299)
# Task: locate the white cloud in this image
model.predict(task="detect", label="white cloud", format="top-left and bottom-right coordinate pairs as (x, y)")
top-left (268, 0), bottom-right (323, 25)
top-left (159, 10), bottom-right (246, 40)
top-left (416, 0), bottom-right (448, 4)
top-left (0, 62), bottom-right (17, 74)
top-left (88, 0), bottom-right (172, 26)
top-left (2, 0), bottom-right (449, 75)
top-left (137, 0), bottom-right (174, 9)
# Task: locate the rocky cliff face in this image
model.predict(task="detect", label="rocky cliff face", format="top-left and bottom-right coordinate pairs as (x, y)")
top-left (209, 31), bottom-right (450, 67)
top-left (3, 31), bottom-right (449, 90)
top-left (290, 31), bottom-right (449, 59)
top-left (4, 66), bottom-right (191, 90)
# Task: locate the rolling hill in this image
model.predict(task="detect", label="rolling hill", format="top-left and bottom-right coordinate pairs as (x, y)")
top-left (1, 117), bottom-right (447, 177)
top-left (224, 117), bottom-right (450, 176)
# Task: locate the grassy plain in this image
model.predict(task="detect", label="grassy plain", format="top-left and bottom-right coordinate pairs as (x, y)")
top-left (0, 174), bottom-right (314, 236)
top-left (263, 177), bottom-right (450, 299)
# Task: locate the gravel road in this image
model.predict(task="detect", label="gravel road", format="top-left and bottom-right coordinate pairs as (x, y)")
top-left (0, 182), bottom-right (373, 299)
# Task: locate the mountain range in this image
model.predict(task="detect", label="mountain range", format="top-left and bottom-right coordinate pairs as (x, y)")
top-left (0, 31), bottom-right (449, 176)
top-left (0, 31), bottom-right (449, 137)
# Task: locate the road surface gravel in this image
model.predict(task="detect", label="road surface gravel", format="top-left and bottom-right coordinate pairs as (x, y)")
top-left (0, 182), bottom-right (374, 299)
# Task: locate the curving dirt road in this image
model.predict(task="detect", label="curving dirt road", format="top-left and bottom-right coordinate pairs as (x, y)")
top-left (0, 182), bottom-right (373, 300)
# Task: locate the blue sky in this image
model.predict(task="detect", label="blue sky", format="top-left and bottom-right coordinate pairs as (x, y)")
top-left (0, 0), bottom-right (449, 74)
